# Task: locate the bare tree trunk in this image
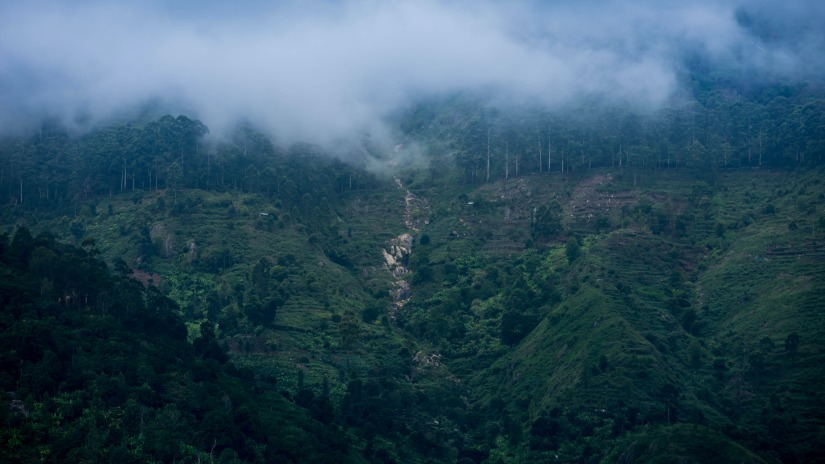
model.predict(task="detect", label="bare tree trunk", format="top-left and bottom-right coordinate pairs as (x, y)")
top-left (618, 145), bottom-right (622, 174)
top-left (722, 131), bottom-right (727, 167)
top-left (747, 115), bottom-right (752, 167)
top-left (758, 130), bottom-right (763, 167)
top-left (180, 148), bottom-right (185, 189)
top-left (486, 127), bottom-right (491, 183)
top-left (505, 141), bottom-right (510, 180)
top-left (561, 148), bottom-right (565, 174)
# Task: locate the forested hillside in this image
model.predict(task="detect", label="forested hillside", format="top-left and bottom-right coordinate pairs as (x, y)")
top-left (0, 230), bottom-right (367, 463)
top-left (2, 89), bottom-right (824, 213)
top-left (2, 81), bottom-right (824, 463)
top-left (2, 1), bottom-right (825, 458)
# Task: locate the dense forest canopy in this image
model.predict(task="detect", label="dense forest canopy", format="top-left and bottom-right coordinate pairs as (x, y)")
top-left (2, 90), bottom-right (824, 213)
top-left (0, 230), bottom-right (363, 463)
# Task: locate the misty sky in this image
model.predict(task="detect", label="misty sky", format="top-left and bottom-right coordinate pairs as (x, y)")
top-left (1, 0), bottom-right (823, 144)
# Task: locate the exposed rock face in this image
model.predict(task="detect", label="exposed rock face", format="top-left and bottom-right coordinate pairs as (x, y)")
top-left (392, 280), bottom-right (411, 306)
top-left (403, 191), bottom-right (430, 230)
top-left (385, 178), bottom-right (429, 320)
top-left (187, 240), bottom-right (198, 263)
top-left (412, 350), bottom-right (442, 368)
top-left (385, 233), bottom-right (413, 319)
top-left (150, 223), bottom-right (177, 259)
top-left (384, 233), bottom-right (413, 277)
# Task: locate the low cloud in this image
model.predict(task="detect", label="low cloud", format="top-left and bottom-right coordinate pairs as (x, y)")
top-left (1, 0), bottom-right (822, 146)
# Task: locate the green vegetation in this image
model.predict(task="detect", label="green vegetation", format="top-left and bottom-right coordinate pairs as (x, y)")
top-left (0, 230), bottom-right (357, 463)
top-left (1, 85), bottom-right (824, 462)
